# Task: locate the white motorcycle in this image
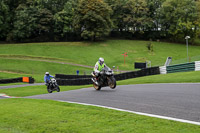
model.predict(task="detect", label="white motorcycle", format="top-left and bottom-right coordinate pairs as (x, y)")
top-left (47, 78), bottom-right (60, 93)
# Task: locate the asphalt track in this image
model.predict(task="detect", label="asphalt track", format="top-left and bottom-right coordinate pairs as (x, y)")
top-left (26, 83), bottom-right (200, 124)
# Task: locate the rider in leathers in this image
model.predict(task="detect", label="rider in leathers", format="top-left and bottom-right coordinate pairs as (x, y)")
top-left (92, 57), bottom-right (107, 85)
top-left (44, 72), bottom-right (54, 88)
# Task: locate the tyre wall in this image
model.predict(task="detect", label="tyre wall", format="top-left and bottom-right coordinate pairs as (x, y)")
top-left (56, 66), bottom-right (160, 85)
top-left (0, 77), bottom-right (34, 84)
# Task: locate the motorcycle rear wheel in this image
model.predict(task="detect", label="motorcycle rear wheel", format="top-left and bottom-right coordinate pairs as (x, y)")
top-left (93, 83), bottom-right (101, 91)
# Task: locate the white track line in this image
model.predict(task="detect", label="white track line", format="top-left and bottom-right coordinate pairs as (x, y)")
top-left (0, 93), bottom-right (18, 98)
top-left (2, 93), bottom-right (200, 126)
top-left (58, 100), bottom-right (200, 126)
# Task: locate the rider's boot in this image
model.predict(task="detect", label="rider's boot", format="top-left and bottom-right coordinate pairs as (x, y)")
top-left (92, 77), bottom-right (98, 85)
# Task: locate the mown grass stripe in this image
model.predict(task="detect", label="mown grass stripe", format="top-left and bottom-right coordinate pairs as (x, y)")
top-left (59, 100), bottom-right (200, 126)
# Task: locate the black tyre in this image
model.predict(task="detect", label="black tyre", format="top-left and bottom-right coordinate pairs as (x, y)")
top-left (47, 86), bottom-right (53, 93)
top-left (93, 83), bottom-right (101, 91)
top-left (109, 77), bottom-right (116, 89)
top-left (56, 86), bottom-right (60, 92)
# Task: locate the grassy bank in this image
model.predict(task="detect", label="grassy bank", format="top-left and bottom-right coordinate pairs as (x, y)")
top-left (1, 40), bottom-right (200, 72)
top-left (1, 40), bottom-right (200, 82)
top-left (0, 98), bottom-right (199, 133)
top-left (0, 85), bottom-right (92, 97)
top-left (0, 72), bottom-right (43, 83)
top-left (0, 58), bottom-right (93, 83)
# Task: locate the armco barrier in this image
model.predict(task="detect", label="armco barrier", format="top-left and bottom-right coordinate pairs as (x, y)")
top-left (56, 78), bottom-right (93, 85)
top-left (56, 66), bottom-right (160, 85)
top-left (159, 62), bottom-right (198, 74)
top-left (167, 62), bottom-right (195, 73)
top-left (55, 74), bottom-right (92, 79)
top-left (0, 77), bottom-right (34, 84)
top-left (115, 66), bottom-right (160, 81)
top-left (195, 61), bottom-right (200, 71)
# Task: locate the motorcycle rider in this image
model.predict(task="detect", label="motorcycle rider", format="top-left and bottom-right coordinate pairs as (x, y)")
top-left (44, 72), bottom-right (54, 88)
top-left (92, 57), bottom-right (107, 85)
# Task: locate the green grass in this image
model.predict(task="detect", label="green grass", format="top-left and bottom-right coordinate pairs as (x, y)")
top-left (1, 40), bottom-right (200, 82)
top-left (194, 38), bottom-right (200, 45)
top-left (1, 40), bottom-right (200, 70)
top-left (0, 85), bottom-right (92, 97)
top-left (117, 71), bottom-right (200, 85)
top-left (0, 98), bottom-right (199, 133)
top-left (0, 72), bottom-right (44, 83)
top-left (0, 71), bottom-right (30, 79)
top-left (0, 58), bottom-right (92, 79)
top-left (0, 83), bottom-right (29, 86)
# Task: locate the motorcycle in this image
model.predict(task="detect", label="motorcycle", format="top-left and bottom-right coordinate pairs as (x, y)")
top-left (47, 78), bottom-right (60, 93)
top-left (92, 66), bottom-right (116, 90)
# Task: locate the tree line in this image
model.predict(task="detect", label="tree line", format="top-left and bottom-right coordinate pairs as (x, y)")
top-left (0, 0), bottom-right (200, 43)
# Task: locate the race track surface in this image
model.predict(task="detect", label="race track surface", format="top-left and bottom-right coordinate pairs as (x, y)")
top-left (27, 83), bottom-right (200, 123)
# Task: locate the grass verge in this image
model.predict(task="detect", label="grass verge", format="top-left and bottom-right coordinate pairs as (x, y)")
top-left (0, 85), bottom-right (92, 97)
top-left (117, 71), bottom-right (200, 85)
top-left (0, 58), bottom-right (92, 77)
top-left (0, 98), bottom-right (199, 133)
top-left (0, 72), bottom-right (44, 83)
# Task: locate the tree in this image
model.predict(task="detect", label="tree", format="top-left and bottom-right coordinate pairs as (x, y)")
top-left (122, 0), bottom-right (149, 33)
top-left (74, 0), bottom-right (113, 41)
top-left (143, 0), bottom-right (166, 39)
top-left (36, 8), bottom-right (53, 36)
top-left (196, 0), bottom-right (200, 39)
top-left (160, 0), bottom-right (200, 43)
top-left (11, 4), bottom-right (38, 41)
top-left (34, 0), bottom-right (68, 14)
top-left (145, 0), bottom-right (166, 31)
top-left (54, 0), bottom-right (78, 40)
top-left (104, 0), bottom-right (127, 31)
top-left (0, 0), bottom-right (10, 40)
top-left (1, 0), bottom-right (200, 42)
top-left (10, 1), bottom-right (54, 42)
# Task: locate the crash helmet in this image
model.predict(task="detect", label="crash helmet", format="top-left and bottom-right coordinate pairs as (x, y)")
top-left (98, 57), bottom-right (104, 65)
top-left (45, 72), bottom-right (49, 76)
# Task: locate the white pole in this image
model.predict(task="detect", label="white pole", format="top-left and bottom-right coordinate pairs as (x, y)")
top-left (186, 38), bottom-right (188, 62)
top-left (185, 36), bottom-right (190, 62)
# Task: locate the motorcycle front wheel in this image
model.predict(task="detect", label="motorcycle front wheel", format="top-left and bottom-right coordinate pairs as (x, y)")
top-left (108, 77), bottom-right (116, 89)
top-left (47, 86), bottom-right (53, 93)
top-left (93, 83), bottom-right (101, 91)
top-left (56, 86), bottom-right (60, 92)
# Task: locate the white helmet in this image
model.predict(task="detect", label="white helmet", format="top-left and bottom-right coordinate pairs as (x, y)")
top-left (45, 72), bottom-right (49, 75)
top-left (98, 57), bottom-right (104, 65)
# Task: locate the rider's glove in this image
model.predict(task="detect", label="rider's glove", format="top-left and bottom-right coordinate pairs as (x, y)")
top-left (94, 70), bottom-right (100, 76)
